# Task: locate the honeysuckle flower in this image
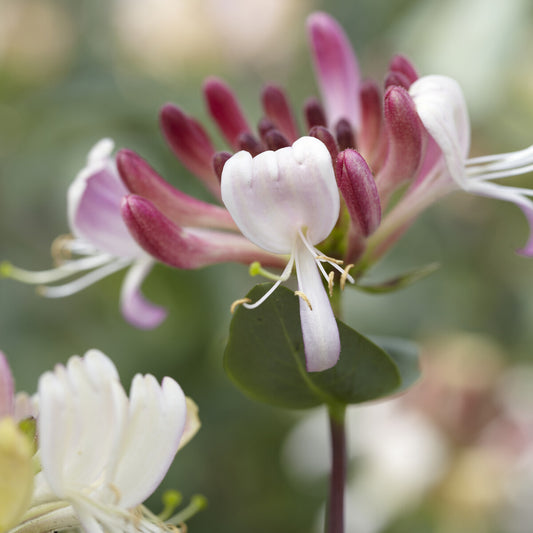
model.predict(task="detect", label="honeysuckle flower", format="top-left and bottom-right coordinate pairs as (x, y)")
top-left (221, 136), bottom-right (354, 372)
top-left (409, 74), bottom-right (533, 255)
top-left (2, 139), bottom-right (166, 330)
top-left (119, 11), bottom-right (426, 276)
top-left (362, 74), bottom-right (533, 265)
top-left (29, 349), bottom-right (198, 533)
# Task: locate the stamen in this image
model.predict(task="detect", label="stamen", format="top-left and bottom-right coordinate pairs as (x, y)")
top-left (37, 258), bottom-right (130, 298)
top-left (340, 264), bottom-right (355, 290)
top-left (240, 254), bottom-right (295, 311)
top-left (328, 271), bottom-right (335, 297)
top-left (248, 261), bottom-right (284, 281)
top-left (315, 254), bottom-right (344, 265)
top-left (466, 145), bottom-right (533, 180)
top-left (294, 290), bottom-right (313, 310)
top-left (0, 254), bottom-right (113, 285)
top-left (230, 298), bottom-right (252, 313)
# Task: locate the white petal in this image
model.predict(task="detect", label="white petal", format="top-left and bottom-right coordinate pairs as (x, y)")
top-left (221, 136), bottom-right (339, 254)
top-left (38, 351), bottom-right (127, 499)
top-left (294, 238), bottom-right (340, 372)
top-left (409, 75), bottom-right (471, 187)
top-left (111, 375), bottom-right (187, 508)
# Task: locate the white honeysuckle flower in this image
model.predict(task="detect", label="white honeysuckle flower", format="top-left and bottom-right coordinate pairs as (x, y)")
top-left (409, 74), bottom-right (533, 255)
top-left (35, 350), bottom-right (192, 533)
top-left (2, 139), bottom-right (166, 330)
top-left (221, 136), bottom-right (353, 372)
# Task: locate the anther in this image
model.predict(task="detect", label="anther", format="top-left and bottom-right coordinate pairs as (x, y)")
top-left (328, 271), bottom-right (335, 297)
top-left (51, 234), bottom-right (74, 263)
top-left (294, 291), bottom-right (313, 311)
top-left (230, 298), bottom-right (252, 314)
top-left (315, 254), bottom-right (344, 265)
top-left (340, 264), bottom-right (355, 290)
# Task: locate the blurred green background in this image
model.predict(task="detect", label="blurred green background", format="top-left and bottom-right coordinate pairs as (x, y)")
top-left (2, 1), bottom-right (533, 532)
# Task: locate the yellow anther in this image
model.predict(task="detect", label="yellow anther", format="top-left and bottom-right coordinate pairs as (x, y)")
top-left (51, 234), bottom-right (74, 263)
top-left (294, 291), bottom-right (312, 311)
top-left (328, 271), bottom-right (335, 297)
top-left (109, 483), bottom-right (122, 504)
top-left (315, 254), bottom-right (343, 265)
top-left (340, 264), bottom-right (355, 291)
top-left (230, 298), bottom-right (252, 314)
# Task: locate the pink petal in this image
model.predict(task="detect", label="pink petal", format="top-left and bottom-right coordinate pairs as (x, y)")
top-left (121, 195), bottom-right (285, 269)
top-left (119, 258), bottom-right (167, 330)
top-left (203, 77), bottom-right (251, 150)
top-left (336, 149), bottom-right (381, 237)
top-left (117, 149), bottom-right (235, 230)
top-left (68, 145), bottom-right (142, 258)
top-left (0, 351), bottom-right (14, 418)
top-left (159, 104), bottom-right (219, 197)
top-left (307, 12), bottom-right (361, 131)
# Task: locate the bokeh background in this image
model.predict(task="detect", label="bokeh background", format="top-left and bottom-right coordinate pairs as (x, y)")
top-left (2, 0), bottom-right (533, 532)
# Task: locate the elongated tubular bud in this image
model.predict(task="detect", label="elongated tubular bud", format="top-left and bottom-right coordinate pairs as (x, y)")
top-left (388, 54), bottom-right (418, 86)
top-left (309, 126), bottom-right (339, 166)
top-left (122, 196), bottom-right (285, 270)
top-left (159, 104), bottom-right (219, 197)
top-left (358, 80), bottom-right (384, 165)
top-left (203, 76), bottom-right (251, 150)
top-left (336, 149), bottom-right (381, 237)
top-left (375, 86), bottom-right (424, 202)
top-left (117, 149), bottom-right (235, 230)
top-left (304, 97), bottom-right (327, 130)
top-left (261, 85), bottom-right (299, 143)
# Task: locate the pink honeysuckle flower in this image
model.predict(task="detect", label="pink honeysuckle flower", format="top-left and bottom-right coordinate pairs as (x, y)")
top-left (125, 14), bottom-right (422, 273)
top-left (0, 352), bottom-right (14, 420)
top-left (221, 136), bottom-right (354, 373)
top-left (2, 139), bottom-right (167, 330)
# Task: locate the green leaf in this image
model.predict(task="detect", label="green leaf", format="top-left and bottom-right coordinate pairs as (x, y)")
top-left (224, 283), bottom-right (419, 410)
top-left (354, 262), bottom-right (439, 294)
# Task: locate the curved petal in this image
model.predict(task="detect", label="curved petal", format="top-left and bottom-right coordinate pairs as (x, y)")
top-left (294, 238), bottom-right (340, 372)
top-left (221, 137), bottom-right (339, 254)
top-left (111, 374), bottom-right (186, 508)
top-left (409, 75), bottom-right (471, 188)
top-left (119, 257), bottom-right (167, 330)
top-left (68, 140), bottom-right (142, 258)
top-left (38, 351), bottom-right (127, 499)
top-left (307, 12), bottom-right (361, 131)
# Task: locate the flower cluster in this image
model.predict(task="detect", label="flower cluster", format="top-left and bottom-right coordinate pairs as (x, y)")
top-left (0, 350), bottom-right (200, 533)
top-left (3, 11), bottom-right (533, 372)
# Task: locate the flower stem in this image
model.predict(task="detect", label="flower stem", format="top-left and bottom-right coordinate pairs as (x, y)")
top-left (325, 404), bottom-right (346, 533)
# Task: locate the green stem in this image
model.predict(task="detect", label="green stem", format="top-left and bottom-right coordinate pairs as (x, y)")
top-left (325, 404), bottom-right (346, 533)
